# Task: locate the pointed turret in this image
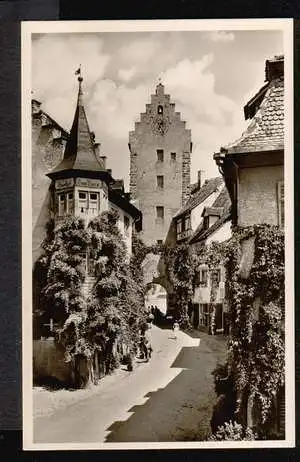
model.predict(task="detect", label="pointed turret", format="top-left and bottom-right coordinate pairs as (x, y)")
top-left (47, 74), bottom-right (106, 180)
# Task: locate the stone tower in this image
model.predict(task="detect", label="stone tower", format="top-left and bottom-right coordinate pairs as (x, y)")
top-left (129, 82), bottom-right (192, 245)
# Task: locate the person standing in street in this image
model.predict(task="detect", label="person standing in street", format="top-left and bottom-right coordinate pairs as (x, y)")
top-left (173, 321), bottom-right (180, 339)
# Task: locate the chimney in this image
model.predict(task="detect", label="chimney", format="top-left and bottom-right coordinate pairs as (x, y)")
top-left (265, 55), bottom-right (284, 82)
top-left (197, 170), bottom-right (202, 189)
top-left (100, 155), bottom-right (106, 169)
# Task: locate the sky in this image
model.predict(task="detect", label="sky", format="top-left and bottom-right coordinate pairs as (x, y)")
top-left (32, 29), bottom-right (283, 189)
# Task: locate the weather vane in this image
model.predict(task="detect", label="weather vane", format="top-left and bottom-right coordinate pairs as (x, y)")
top-left (75, 64), bottom-right (83, 81)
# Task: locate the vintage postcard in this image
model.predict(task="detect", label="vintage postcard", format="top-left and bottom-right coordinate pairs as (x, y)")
top-left (22, 19), bottom-right (294, 450)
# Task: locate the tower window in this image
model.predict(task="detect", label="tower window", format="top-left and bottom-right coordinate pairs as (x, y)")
top-left (67, 192), bottom-right (74, 215)
top-left (58, 193), bottom-right (65, 216)
top-left (156, 206), bottom-right (164, 220)
top-left (157, 240), bottom-right (163, 245)
top-left (157, 149), bottom-right (164, 162)
top-left (171, 152), bottom-right (176, 161)
top-left (157, 175), bottom-right (164, 189)
top-left (89, 192), bottom-right (99, 214)
top-left (78, 191), bottom-right (88, 213)
top-left (158, 105), bottom-right (163, 115)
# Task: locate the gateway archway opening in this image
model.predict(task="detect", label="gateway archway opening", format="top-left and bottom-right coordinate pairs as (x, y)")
top-left (145, 283), bottom-right (168, 324)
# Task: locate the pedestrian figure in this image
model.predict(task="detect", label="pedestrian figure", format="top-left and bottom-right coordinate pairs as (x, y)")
top-left (139, 325), bottom-right (152, 362)
top-left (173, 321), bottom-right (180, 339)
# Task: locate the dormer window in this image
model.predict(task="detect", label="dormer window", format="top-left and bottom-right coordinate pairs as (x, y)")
top-left (157, 105), bottom-right (163, 115)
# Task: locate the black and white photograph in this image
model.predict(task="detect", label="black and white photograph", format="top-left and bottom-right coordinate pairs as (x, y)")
top-left (22, 19), bottom-right (294, 449)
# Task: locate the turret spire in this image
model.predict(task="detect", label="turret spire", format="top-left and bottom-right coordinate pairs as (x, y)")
top-left (47, 67), bottom-right (106, 178)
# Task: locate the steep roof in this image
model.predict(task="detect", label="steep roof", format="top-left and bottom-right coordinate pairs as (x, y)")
top-left (189, 186), bottom-right (231, 244)
top-left (32, 99), bottom-right (69, 139)
top-left (48, 77), bottom-right (105, 177)
top-left (174, 176), bottom-right (223, 218)
top-left (222, 56), bottom-right (284, 155)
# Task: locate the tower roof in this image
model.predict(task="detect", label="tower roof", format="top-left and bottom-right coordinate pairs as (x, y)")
top-left (47, 74), bottom-right (105, 179)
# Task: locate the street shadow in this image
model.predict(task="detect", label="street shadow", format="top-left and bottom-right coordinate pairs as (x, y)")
top-left (105, 336), bottom-right (227, 442)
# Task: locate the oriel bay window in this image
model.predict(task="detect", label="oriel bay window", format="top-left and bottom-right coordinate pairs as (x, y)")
top-left (57, 191), bottom-right (75, 217)
top-left (78, 191), bottom-right (88, 212)
top-left (78, 191), bottom-right (100, 215)
top-left (89, 192), bottom-right (99, 215)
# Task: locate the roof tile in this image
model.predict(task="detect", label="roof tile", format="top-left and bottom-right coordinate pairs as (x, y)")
top-left (224, 76), bottom-right (284, 154)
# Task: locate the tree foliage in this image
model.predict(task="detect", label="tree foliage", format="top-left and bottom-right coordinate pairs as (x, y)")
top-left (36, 211), bottom-right (148, 383)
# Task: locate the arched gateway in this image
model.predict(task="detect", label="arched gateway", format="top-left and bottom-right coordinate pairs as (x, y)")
top-left (141, 251), bottom-right (175, 318)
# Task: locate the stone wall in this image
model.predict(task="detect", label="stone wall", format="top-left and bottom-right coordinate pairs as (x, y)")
top-left (237, 165), bottom-right (283, 226)
top-left (32, 103), bottom-right (67, 265)
top-left (33, 338), bottom-right (73, 385)
top-left (129, 84), bottom-right (192, 245)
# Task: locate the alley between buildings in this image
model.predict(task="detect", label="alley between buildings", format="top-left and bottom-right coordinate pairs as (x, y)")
top-left (33, 326), bottom-right (227, 444)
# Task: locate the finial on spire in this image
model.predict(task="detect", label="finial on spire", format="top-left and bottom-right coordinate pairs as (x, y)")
top-left (75, 65), bottom-right (83, 82)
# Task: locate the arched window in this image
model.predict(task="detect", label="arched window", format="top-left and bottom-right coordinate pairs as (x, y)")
top-left (157, 105), bottom-right (163, 115)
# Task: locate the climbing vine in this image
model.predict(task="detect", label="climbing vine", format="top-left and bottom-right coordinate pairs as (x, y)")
top-left (224, 224), bottom-right (285, 430)
top-left (36, 216), bottom-right (89, 331)
top-left (35, 212), bottom-right (149, 386)
top-left (163, 243), bottom-right (195, 328)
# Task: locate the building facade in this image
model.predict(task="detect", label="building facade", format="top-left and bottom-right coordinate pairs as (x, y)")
top-left (129, 82), bottom-right (192, 245)
top-left (214, 55), bottom-right (285, 436)
top-left (214, 56), bottom-right (284, 229)
top-left (188, 186), bottom-right (232, 334)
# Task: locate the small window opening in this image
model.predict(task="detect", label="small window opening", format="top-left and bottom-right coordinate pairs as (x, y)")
top-left (158, 105), bottom-right (163, 115)
top-left (157, 175), bottom-right (164, 188)
top-left (156, 206), bottom-right (164, 219)
top-left (157, 149), bottom-right (164, 162)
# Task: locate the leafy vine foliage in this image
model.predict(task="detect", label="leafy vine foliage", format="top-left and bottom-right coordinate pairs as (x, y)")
top-left (36, 216), bottom-right (89, 332)
top-left (35, 211), bottom-right (147, 386)
top-left (163, 243), bottom-right (195, 328)
top-left (224, 224), bottom-right (285, 430)
top-left (161, 224), bottom-right (284, 434)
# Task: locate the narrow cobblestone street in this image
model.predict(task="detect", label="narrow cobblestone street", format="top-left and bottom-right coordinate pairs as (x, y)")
top-left (34, 326), bottom-right (227, 444)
